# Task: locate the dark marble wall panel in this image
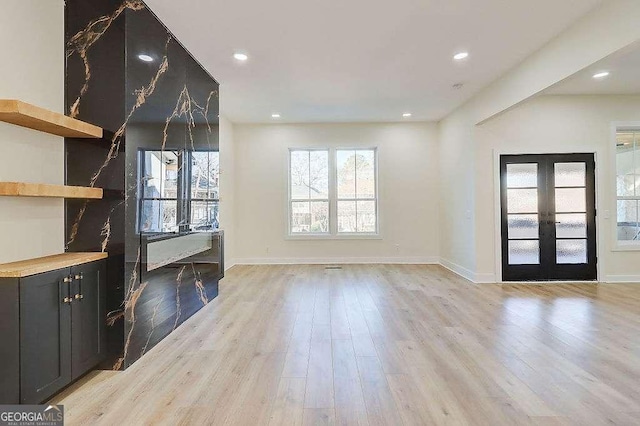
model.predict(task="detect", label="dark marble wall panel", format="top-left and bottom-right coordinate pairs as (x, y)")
top-left (65, 0), bottom-right (221, 370)
top-left (65, 0), bottom-right (130, 367)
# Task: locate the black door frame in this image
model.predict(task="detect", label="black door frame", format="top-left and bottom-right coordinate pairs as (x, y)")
top-left (500, 153), bottom-right (598, 281)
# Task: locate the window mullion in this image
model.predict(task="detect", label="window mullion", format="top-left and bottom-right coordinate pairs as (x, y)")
top-left (307, 151), bottom-right (311, 201)
top-left (635, 131), bottom-right (639, 199)
top-left (354, 150), bottom-right (358, 232)
top-left (330, 148), bottom-right (337, 235)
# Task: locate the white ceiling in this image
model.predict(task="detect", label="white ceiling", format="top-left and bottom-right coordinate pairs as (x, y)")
top-left (145, 0), bottom-right (604, 123)
top-left (547, 41), bottom-right (640, 96)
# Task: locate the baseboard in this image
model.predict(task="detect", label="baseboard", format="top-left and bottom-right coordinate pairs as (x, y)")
top-left (437, 258), bottom-right (498, 283)
top-left (224, 260), bottom-right (236, 271)
top-left (438, 258), bottom-right (476, 282)
top-left (603, 275), bottom-right (640, 283)
top-left (233, 256), bottom-right (440, 265)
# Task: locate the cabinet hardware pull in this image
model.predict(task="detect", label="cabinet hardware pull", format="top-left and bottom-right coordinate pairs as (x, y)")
top-left (63, 275), bottom-right (73, 304)
top-left (75, 272), bottom-right (84, 300)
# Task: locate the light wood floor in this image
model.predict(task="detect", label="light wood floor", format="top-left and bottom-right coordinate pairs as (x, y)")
top-left (51, 264), bottom-right (640, 425)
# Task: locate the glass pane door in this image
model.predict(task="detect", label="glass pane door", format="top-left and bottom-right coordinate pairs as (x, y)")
top-left (505, 163), bottom-right (540, 265)
top-left (554, 163), bottom-right (588, 264)
top-left (500, 154), bottom-right (597, 281)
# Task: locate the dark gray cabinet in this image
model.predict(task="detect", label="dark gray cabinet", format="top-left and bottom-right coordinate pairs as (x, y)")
top-left (0, 258), bottom-right (106, 404)
top-left (0, 280), bottom-right (19, 403)
top-left (19, 269), bottom-right (72, 404)
top-left (70, 261), bottom-right (105, 380)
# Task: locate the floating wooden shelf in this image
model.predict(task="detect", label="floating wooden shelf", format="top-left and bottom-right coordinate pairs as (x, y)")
top-left (0, 99), bottom-right (103, 138)
top-left (0, 252), bottom-right (108, 278)
top-left (0, 182), bottom-right (103, 199)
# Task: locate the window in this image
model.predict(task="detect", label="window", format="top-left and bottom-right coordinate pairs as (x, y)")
top-left (140, 150), bottom-right (180, 233)
top-left (336, 149), bottom-right (377, 233)
top-left (139, 150), bottom-right (219, 233)
top-left (190, 151), bottom-right (220, 231)
top-left (616, 129), bottom-right (640, 245)
top-left (289, 149), bottom-right (329, 234)
top-left (288, 148), bottom-right (378, 236)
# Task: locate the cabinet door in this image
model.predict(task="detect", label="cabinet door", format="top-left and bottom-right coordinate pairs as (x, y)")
top-left (70, 260), bottom-right (106, 379)
top-left (20, 268), bottom-right (72, 404)
top-left (0, 278), bottom-right (20, 404)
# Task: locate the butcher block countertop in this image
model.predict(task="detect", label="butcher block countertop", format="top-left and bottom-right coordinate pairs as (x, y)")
top-left (0, 252), bottom-right (108, 278)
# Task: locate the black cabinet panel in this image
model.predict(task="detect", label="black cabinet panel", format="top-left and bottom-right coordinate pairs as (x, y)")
top-left (0, 278), bottom-right (20, 404)
top-left (71, 261), bottom-right (106, 379)
top-left (19, 269), bottom-right (72, 404)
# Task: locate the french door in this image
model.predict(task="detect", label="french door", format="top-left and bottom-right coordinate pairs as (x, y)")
top-left (500, 154), bottom-right (597, 281)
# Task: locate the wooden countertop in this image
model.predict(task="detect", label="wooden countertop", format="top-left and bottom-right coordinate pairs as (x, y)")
top-left (0, 252), bottom-right (108, 278)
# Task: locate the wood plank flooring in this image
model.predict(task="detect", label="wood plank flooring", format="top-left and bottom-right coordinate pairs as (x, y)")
top-left (51, 264), bottom-right (640, 425)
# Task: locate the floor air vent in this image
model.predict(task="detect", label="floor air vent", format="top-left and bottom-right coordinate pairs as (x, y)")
top-left (325, 265), bottom-right (343, 270)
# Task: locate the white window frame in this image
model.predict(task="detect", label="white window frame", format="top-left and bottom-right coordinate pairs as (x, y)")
top-left (334, 147), bottom-right (379, 237)
top-left (287, 148), bottom-right (331, 237)
top-left (287, 147), bottom-right (380, 239)
top-left (612, 122), bottom-right (640, 251)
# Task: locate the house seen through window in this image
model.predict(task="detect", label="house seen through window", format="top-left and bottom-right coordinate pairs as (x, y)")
top-left (140, 150), bottom-right (219, 233)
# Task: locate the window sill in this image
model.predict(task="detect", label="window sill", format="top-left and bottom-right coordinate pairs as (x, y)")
top-left (611, 243), bottom-right (640, 252)
top-left (286, 233), bottom-right (382, 241)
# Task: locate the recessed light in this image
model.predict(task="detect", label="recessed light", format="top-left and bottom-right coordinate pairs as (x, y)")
top-left (234, 52), bottom-right (248, 61)
top-left (593, 71), bottom-right (610, 79)
top-left (453, 52), bottom-right (469, 60)
top-left (271, 113), bottom-right (281, 119)
top-left (402, 113), bottom-right (412, 118)
top-left (138, 54), bottom-right (153, 62)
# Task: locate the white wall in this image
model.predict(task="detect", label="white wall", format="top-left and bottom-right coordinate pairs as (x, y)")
top-left (438, 108), bottom-right (477, 279)
top-left (475, 95), bottom-right (640, 282)
top-left (232, 122), bottom-right (440, 263)
top-left (218, 116), bottom-right (237, 269)
top-left (435, 0), bottom-right (640, 283)
top-left (0, 1), bottom-right (64, 263)
top-left (468, 0), bottom-right (640, 125)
